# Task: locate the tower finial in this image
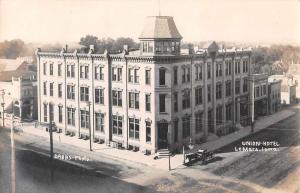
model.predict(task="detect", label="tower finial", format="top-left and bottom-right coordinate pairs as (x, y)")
top-left (158, 0), bottom-right (161, 16)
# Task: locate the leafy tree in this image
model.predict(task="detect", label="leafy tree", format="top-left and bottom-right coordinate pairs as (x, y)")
top-left (0, 39), bottom-right (25, 59)
top-left (79, 35), bottom-right (99, 52)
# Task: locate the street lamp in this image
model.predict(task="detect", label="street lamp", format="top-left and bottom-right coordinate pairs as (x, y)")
top-left (87, 101), bottom-right (92, 151)
top-left (167, 132), bottom-right (171, 171)
top-left (48, 104), bottom-right (55, 183)
top-left (10, 102), bottom-right (16, 193)
top-left (1, 89), bottom-right (5, 127)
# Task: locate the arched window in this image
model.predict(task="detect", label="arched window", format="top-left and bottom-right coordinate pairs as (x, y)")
top-left (159, 68), bottom-right (166, 86)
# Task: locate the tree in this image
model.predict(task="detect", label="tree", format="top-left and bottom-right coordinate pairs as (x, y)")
top-left (79, 35), bottom-right (99, 52)
top-left (0, 39), bottom-right (25, 59)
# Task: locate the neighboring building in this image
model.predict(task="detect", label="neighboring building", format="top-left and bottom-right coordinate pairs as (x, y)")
top-left (269, 74), bottom-right (297, 105)
top-left (281, 84), bottom-right (296, 105)
top-left (0, 59), bottom-right (37, 121)
top-left (251, 74), bottom-right (269, 118)
top-left (268, 78), bottom-right (281, 114)
top-left (286, 62), bottom-right (300, 101)
top-left (36, 16), bottom-right (252, 153)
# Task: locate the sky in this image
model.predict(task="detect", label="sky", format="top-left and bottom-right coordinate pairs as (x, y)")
top-left (0, 0), bottom-right (299, 45)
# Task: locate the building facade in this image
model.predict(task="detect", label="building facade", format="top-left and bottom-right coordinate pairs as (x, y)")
top-left (36, 16), bottom-right (252, 153)
top-left (0, 59), bottom-right (37, 122)
top-left (268, 78), bottom-right (282, 114)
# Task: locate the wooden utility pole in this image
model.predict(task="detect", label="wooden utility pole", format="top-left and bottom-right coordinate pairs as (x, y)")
top-left (48, 105), bottom-right (54, 182)
top-left (11, 114), bottom-right (15, 193)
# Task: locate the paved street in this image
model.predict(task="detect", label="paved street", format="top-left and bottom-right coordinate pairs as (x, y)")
top-left (0, 128), bottom-right (160, 193)
top-left (0, 106), bottom-right (299, 193)
top-left (175, 106), bottom-right (300, 193)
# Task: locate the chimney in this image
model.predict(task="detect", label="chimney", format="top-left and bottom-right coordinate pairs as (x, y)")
top-left (89, 45), bottom-right (94, 52)
top-left (123, 45), bottom-right (129, 52)
top-left (65, 44), bottom-right (68, 52)
top-left (188, 44), bottom-right (194, 54)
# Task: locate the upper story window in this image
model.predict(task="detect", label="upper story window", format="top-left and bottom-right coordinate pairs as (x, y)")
top-left (216, 83), bottom-right (222, 99)
top-left (263, 85), bottom-right (267, 95)
top-left (58, 64), bottom-right (62, 76)
top-left (155, 41), bottom-right (180, 54)
top-left (67, 107), bottom-right (76, 126)
top-left (43, 82), bottom-right (47, 95)
top-left (225, 60), bottom-right (232, 76)
top-left (226, 81), bottom-right (231, 97)
top-left (235, 60), bottom-right (241, 74)
top-left (182, 89), bottom-right (191, 109)
top-left (80, 87), bottom-right (89, 102)
top-left (129, 118), bottom-right (140, 140)
top-left (195, 87), bottom-right (203, 105)
top-left (159, 94), bottom-right (166, 113)
top-left (207, 62), bottom-right (211, 79)
top-left (80, 110), bottom-right (90, 129)
top-left (216, 62), bottom-right (222, 77)
top-left (182, 66), bottom-right (190, 83)
top-left (146, 121), bottom-right (151, 143)
top-left (216, 106), bottom-right (223, 125)
top-left (226, 104), bottom-right (232, 121)
top-left (207, 85), bottom-right (211, 102)
top-left (182, 117), bottom-right (191, 139)
top-left (159, 68), bottom-right (166, 86)
top-left (195, 65), bottom-right (202, 81)
top-left (173, 67), bottom-right (178, 85)
top-left (50, 63), bottom-right (54, 75)
top-left (195, 113), bottom-right (203, 133)
top-left (173, 92), bottom-right (178, 112)
top-left (67, 65), bottom-right (75, 78)
top-left (80, 66), bottom-right (89, 79)
top-left (95, 113), bottom-right (104, 133)
top-left (243, 60), bottom-right (249, 73)
top-left (67, 85), bottom-right (75, 100)
top-left (112, 67), bottom-right (122, 81)
top-left (58, 84), bottom-right (62, 98)
top-left (49, 104), bottom-right (54, 121)
top-left (95, 66), bottom-right (104, 80)
top-left (46, 104), bottom-right (53, 121)
top-left (128, 68), bottom-right (139, 83)
top-left (95, 88), bottom-right (104, 105)
top-left (112, 90), bottom-right (122, 107)
top-left (43, 104), bottom-right (47, 122)
top-left (134, 69), bottom-right (139, 83)
top-left (49, 83), bottom-right (54, 96)
top-left (58, 106), bottom-right (63, 123)
top-left (145, 69), bottom-right (151, 85)
top-left (255, 86), bottom-right (260, 98)
top-left (145, 94), bottom-right (151, 112)
top-left (235, 79), bottom-right (240, 94)
top-left (142, 41), bottom-right (154, 53)
top-left (129, 92), bottom-right (139, 109)
top-left (112, 115), bottom-right (122, 136)
top-left (43, 63), bottom-right (47, 75)
top-left (243, 78), bottom-right (248, 93)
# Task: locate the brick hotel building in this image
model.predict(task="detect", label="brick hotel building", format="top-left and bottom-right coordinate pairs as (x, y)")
top-left (36, 16), bottom-right (252, 153)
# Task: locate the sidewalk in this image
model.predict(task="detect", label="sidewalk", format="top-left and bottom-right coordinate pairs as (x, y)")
top-left (17, 107), bottom-right (296, 171)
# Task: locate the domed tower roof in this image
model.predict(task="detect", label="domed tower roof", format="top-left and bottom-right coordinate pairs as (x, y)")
top-left (139, 16), bottom-right (182, 39)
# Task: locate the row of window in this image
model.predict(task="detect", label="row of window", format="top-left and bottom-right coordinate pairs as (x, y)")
top-left (170, 60), bottom-right (249, 86)
top-left (255, 85), bottom-right (267, 98)
top-left (43, 104), bottom-right (152, 142)
top-left (173, 105), bottom-right (233, 141)
top-left (169, 79), bottom-right (248, 113)
top-left (44, 103), bottom-right (234, 144)
top-left (44, 83), bottom-right (152, 111)
top-left (44, 60), bottom-right (248, 88)
top-left (43, 63), bottom-right (152, 85)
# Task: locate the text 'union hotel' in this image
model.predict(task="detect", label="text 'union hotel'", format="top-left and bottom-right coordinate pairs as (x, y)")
top-left (36, 16), bottom-right (252, 153)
